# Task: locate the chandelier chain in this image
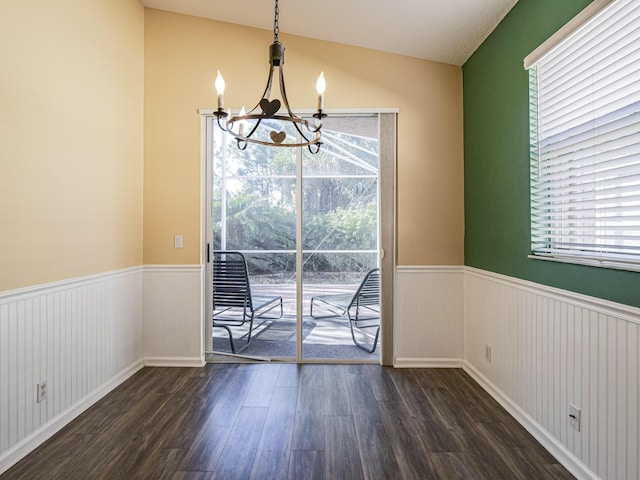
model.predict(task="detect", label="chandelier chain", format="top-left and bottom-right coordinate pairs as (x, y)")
top-left (273, 0), bottom-right (279, 43)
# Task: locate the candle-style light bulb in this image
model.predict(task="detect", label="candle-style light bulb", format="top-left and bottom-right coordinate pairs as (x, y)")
top-left (215, 71), bottom-right (225, 109)
top-left (238, 106), bottom-right (247, 136)
top-left (316, 72), bottom-right (326, 111)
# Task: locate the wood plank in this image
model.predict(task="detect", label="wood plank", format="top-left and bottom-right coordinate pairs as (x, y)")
top-left (98, 391), bottom-right (196, 479)
top-left (387, 368), bottom-right (429, 416)
top-left (62, 390), bottom-right (138, 436)
top-left (178, 366), bottom-right (258, 471)
top-left (324, 415), bottom-right (364, 480)
top-left (275, 363), bottom-right (301, 387)
top-left (414, 367), bottom-right (446, 389)
top-left (158, 365), bottom-right (235, 449)
top-left (344, 372), bottom-right (383, 417)
top-left (289, 450), bottom-right (325, 480)
top-left (244, 363), bottom-right (280, 407)
top-left (389, 369), bottom-right (466, 453)
top-left (378, 400), bottom-right (437, 479)
top-left (323, 365), bottom-right (351, 416)
top-left (53, 392), bottom-right (169, 479)
top-left (249, 386), bottom-right (297, 480)
top-left (362, 364), bottom-right (402, 402)
top-left (465, 422), bottom-right (549, 480)
top-left (211, 406), bottom-right (269, 480)
top-left (291, 365), bottom-right (325, 451)
top-left (435, 369), bottom-right (513, 424)
top-left (344, 371), bottom-right (406, 479)
top-left (133, 448), bottom-right (185, 480)
top-left (416, 387), bottom-right (468, 453)
top-left (429, 452), bottom-right (488, 480)
top-left (1, 433), bottom-right (97, 480)
top-left (170, 472), bottom-right (210, 480)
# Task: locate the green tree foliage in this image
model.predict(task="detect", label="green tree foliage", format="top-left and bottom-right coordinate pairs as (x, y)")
top-left (212, 125), bottom-right (379, 278)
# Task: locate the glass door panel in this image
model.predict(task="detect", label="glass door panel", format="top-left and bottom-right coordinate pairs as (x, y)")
top-left (211, 127), bottom-right (298, 357)
top-left (301, 115), bottom-right (381, 360)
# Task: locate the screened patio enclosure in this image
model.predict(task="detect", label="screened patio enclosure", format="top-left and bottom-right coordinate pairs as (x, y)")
top-left (208, 114), bottom-right (382, 361)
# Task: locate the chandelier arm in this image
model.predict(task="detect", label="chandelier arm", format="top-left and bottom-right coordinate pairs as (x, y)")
top-left (277, 62), bottom-right (296, 118)
top-left (250, 63), bottom-right (277, 115)
top-left (307, 116), bottom-right (324, 133)
top-left (246, 117), bottom-right (262, 138)
top-left (225, 122), bottom-right (320, 148)
top-left (307, 143), bottom-right (321, 154)
top-left (215, 114), bottom-right (230, 132)
top-left (291, 118), bottom-right (315, 143)
top-left (226, 115), bottom-right (320, 147)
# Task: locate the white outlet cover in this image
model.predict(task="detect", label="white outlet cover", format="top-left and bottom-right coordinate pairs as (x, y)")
top-left (569, 403), bottom-right (581, 432)
top-left (485, 345), bottom-right (492, 363)
top-left (37, 381), bottom-right (47, 403)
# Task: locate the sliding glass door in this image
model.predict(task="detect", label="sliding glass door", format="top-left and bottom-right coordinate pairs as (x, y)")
top-left (206, 113), bottom-right (385, 362)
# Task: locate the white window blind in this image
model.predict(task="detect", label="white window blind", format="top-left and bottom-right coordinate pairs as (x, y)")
top-left (527, 0), bottom-right (640, 270)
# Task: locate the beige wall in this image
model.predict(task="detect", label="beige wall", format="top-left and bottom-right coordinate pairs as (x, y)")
top-left (0, 4), bottom-right (462, 289)
top-left (144, 9), bottom-right (464, 266)
top-left (0, 0), bottom-right (145, 291)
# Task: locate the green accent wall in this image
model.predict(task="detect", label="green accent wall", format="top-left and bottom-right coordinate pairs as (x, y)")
top-left (463, 0), bottom-right (640, 308)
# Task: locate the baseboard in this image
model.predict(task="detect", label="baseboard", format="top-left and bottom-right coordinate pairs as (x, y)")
top-left (394, 357), bottom-right (463, 368)
top-left (0, 359), bottom-right (144, 475)
top-left (144, 356), bottom-right (205, 367)
top-left (463, 361), bottom-right (599, 480)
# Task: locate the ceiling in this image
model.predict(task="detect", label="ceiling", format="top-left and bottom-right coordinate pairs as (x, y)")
top-left (139, 0), bottom-right (518, 66)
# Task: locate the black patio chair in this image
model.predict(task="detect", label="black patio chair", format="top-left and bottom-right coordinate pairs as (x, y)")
top-left (212, 251), bottom-right (283, 353)
top-left (310, 268), bottom-right (380, 353)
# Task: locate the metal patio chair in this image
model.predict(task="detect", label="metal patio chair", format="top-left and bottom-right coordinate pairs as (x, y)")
top-left (310, 268), bottom-right (380, 353)
top-left (212, 251), bottom-right (283, 354)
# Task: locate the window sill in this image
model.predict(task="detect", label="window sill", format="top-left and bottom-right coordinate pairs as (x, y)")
top-left (528, 254), bottom-right (640, 273)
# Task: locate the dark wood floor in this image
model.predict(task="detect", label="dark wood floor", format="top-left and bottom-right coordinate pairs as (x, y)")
top-left (2, 364), bottom-right (574, 480)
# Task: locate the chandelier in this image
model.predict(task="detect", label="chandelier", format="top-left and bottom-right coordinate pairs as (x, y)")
top-left (213, 0), bottom-right (327, 154)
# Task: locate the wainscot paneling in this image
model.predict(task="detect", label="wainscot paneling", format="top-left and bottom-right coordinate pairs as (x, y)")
top-left (0, 267), bottom-right (144, 474)
top-left (395, 266), bottom-right (464, 367)
top-left (464, 267), bottom-right (640, 480)
top-left (143, 265), bottom-right (204, 367)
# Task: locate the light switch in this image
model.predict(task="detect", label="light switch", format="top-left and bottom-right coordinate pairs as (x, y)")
top-left (174, 235), bottom-right (183, 249)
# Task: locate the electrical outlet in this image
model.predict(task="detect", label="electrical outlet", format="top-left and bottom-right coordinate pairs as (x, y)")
top-left (569, 403), bottom-right (581, 432)
top-left (174, 235), bottom-right (183, 249)
top-left (37, 381), bottom-right (47, 403)
top-left (485, 344), bottom-right (492, 363)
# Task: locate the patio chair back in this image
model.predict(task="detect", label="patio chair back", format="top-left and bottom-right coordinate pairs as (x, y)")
top-left (351, 268), bottom-right (380, 312)
top-left (211, 251), bottom-right (283, 354)
top-left (212, 251), bottom-right (253, 312)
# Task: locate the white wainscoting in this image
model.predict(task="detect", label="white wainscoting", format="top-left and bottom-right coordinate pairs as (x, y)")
top-left (0, 267), bottom-right (144, 474)
top-left (143, 265), bottom-right (204, 367)
top-left (464, 267), bottom-right (640, 480)
top-left (395, 266), bottom-right (464, 367)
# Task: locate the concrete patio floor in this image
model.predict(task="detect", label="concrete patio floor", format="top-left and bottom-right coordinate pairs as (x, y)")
top-left (212, 283), bottom-right (380, 361)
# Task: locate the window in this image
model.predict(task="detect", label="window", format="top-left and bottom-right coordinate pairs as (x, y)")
top-left (526, 0), bottom-right (640, 271)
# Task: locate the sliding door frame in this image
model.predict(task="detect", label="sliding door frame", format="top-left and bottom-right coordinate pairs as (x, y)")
top-left (378, 112), bottom-right (396, 366)
top-left (200, 108), bottom-right (397, 365)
